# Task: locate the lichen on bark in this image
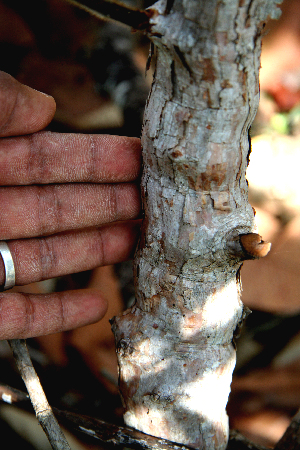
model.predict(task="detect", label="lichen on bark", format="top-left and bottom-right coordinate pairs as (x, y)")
top-left (111, 1), bottom-right (281, 449)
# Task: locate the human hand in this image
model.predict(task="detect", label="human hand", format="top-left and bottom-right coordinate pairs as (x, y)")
top-left (0, 71), bottom-right (141, 339)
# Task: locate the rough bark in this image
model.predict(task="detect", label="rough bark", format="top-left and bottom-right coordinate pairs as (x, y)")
top-left (112, 1), bottom-right (281, 449)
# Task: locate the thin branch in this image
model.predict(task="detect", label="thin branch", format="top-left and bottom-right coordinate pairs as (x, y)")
top-left (8, 339), bottom-right (71, 450)
top-left (0, 383), bottom-right (29, 404)
top-left (63, 0), bottom-right (151, 29)
top-left (273, 408), bottom-right (300, 450)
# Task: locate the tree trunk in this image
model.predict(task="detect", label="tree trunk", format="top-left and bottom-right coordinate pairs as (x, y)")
top-left (112, 1), bottom-right (281, 449)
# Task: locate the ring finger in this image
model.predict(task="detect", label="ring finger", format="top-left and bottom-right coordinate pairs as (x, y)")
top-left (0, 221), bottom-right (140, 286)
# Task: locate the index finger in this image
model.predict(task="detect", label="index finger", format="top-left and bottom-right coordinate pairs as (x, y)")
top-left (0, 71), bottom-right (56, 137)
top-left (0, 132), bottom-right (142, 184)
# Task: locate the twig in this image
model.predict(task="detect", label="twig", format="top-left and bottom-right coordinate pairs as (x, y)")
top-left (8, 339), bottom-right (71, 450)
top-left (62, 0), bottom-right (151, 29)
top-left (273, 408), bottom-right (300, 450)
top-left (0, 383), bottom-right (29, 404)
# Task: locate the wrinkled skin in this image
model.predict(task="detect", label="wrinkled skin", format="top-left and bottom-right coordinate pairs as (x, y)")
top-left (0, 70), bottom-right (142, 339)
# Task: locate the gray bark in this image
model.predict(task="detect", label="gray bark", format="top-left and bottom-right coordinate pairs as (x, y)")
top-left (112, 1), bottom-right (281, 449)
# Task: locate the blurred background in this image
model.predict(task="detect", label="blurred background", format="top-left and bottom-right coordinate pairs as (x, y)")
top-left (0, 0), bottom-right (300, 448)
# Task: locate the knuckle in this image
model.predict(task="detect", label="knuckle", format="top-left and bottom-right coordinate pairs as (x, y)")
top-left (95, 228), bottom-right (105, 265)
top-left (107, 185), bottom-right (118, 221)
top-left (0, 188), bottom-right (11, 238)
top-left (22, 294), bottom-right (36, 335)
top-left (0, 75), bottom-right (18, 135)
top-left (0, 293), bottom-right (35, 338)
top-left (27, 134), bottom-right (46, 183)
top-left (54, 293), bottom-right (65, 331)
top-left (36, 186), bottom-right (62, 235)
top-left (38, 237), bottom-right (57, 279)
top-left (87, 135), bottom-right (97, 182)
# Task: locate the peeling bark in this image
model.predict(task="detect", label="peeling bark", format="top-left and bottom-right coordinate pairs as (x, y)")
top-left (112, 1), bottom-right (281, 449)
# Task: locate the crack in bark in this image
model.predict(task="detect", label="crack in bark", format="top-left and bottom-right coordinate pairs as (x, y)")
top-left (173, 46), bottom-right (192, 77)
top-left (165, 0), bottom-right (175, 15)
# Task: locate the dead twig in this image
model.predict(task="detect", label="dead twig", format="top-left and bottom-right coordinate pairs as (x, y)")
top-left (8, 339), bottom-right (71, 450)
top-left (0, 383), bottom-right (29, 404)
top-left (63, 0), bottom-right (151, 29)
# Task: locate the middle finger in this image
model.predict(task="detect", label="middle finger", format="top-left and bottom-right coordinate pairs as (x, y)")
top-left (0, 183), bottom-right (141, 239)
top-left (0, 132), bottom-right (141, 184)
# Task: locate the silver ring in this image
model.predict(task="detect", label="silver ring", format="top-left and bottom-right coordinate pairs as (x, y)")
top-left (0, 242), bottom-right (15, 291)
